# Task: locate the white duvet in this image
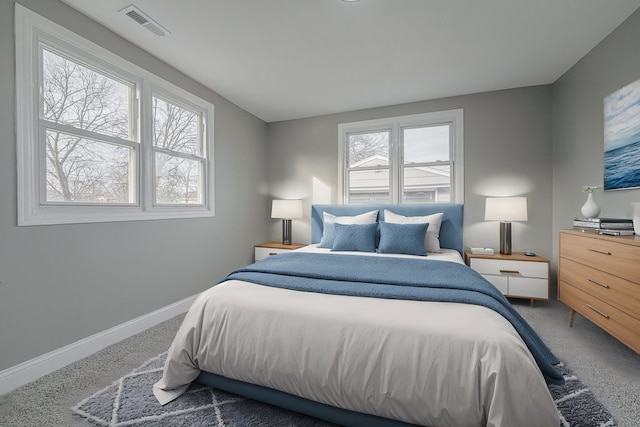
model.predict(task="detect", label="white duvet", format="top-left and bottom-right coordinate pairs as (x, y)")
top-left (154, 251), bottom-right (559, 427)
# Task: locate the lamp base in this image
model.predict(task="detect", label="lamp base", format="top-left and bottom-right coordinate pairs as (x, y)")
top-left (282, 219), bottom-right (292, 245)
top-left (499, 221), bottom-right (512, 255)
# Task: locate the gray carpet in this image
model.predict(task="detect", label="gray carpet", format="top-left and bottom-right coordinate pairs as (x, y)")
top-left (512, 300), bottom-right (640, 426)
top-left (1, 300), bottom-right (639, 426)
top-left (71, 351), bottom-right (615, 427)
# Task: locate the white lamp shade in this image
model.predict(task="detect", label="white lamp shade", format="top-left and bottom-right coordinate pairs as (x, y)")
top-left (271, 199), bottom-right (303, 219)
top-left (485, 197), bottom-right (528, 221)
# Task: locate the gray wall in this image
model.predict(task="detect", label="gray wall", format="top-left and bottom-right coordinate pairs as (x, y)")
top-left (552, 9), bottom-right (640, 264)
top-left (266, 7), bottom-right (640, 301)
top-left (0, 0), bottom-right (269, 371)
top-left (267, 86), bottom-right (553, 258)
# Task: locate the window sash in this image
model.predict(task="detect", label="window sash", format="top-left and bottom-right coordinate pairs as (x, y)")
top-left (151, 91), bottom-right (207, 206)
top-left (39, 43), bottom-right (137, 142)
top-left (153, 151), bottom-right (205, 206)
top-left (401, 123), bottom-right (451, 164)
top-left (151, 93), bottom-right (203, 156)
top-left (346, 129), bottom-right (391, 167)
top-left (41, 127), bottom-right (138, 205)
top-left (37, 39), bottom-right (141, 207)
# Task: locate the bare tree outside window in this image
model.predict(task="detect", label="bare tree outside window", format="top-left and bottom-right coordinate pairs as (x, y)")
top-left (348, 131), bottom-right (389, 166)
top-left (45, 132), bottom-right (131, 202)
top-left (42, 48), bottom-right (132, 203)
top-left (17, 7), bottom-right (215, 225)
top-left (345, 131), bottom-right (391, 203)
top-left (41, 50), bottom-right (206, 205)
top-left (152, 96), bottom-right (204, 204)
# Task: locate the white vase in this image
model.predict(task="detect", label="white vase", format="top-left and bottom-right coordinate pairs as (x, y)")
top-left (632, 202), bottom-right (640, 235)
top-left (580, 192), bottom-right (600, 218)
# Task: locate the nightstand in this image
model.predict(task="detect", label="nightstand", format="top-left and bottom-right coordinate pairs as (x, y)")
top-left (465, 251), bottom-right (550, 306)
top-left (255, 242), bottom-right (306, 262)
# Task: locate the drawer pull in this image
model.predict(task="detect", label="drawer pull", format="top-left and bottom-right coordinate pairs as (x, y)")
top-left (587, 278), bottom-right (610, 289)
top-left (269, 252), bottom-right (278, 256)
top-left (499, 269), bottom-right (520, 274)
top-left (587, 248), bottom-right (612, 256)
top-left (586, 304), bottom-right (610, 319)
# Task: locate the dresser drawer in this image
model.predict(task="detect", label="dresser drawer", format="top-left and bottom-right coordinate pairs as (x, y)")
top-left (470, 258), bottom-right (548, 278)
top-left (560, 232), bottom-right (640, 285)
top-left (560, 257), bottom-right (640, 321)
top-left (560, 282), bottom-right (640, 353)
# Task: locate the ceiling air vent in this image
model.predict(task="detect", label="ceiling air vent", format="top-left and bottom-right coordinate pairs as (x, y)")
top-left (119, 4), bottom-right (170, 37)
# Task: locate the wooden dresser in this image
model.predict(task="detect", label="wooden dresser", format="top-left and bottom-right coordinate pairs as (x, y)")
top-left (558, 230), bottom-right (640, 353)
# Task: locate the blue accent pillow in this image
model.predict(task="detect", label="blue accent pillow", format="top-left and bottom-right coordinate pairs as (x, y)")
top-left (331, 223), bottom-right (377, 252)
top-left (378, 221), bottom-right (429, 256)
top-left (319, 213), bottom-right (337, 248)
top-left (318, 211), bottom-right (379, 248)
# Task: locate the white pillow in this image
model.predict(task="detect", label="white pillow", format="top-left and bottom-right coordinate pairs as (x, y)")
top-left (319, 210), bottom-right (378, 248)
top-left (384, 210), bottom-right (444, 253)
top-left (334, 210), bottom-right (378, 225)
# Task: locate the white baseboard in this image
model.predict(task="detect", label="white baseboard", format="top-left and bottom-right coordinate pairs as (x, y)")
top-left (0, 294), bottom-right (197, 396)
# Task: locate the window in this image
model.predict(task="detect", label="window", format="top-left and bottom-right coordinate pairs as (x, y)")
top-left (338, 110), bottom-right (463, 204)
top-left (152, 94), bottom-right (206, 205)
top-left (42, 47), bottom-right (137, 205)
top-left (15, 5), bottom-right (214, 225)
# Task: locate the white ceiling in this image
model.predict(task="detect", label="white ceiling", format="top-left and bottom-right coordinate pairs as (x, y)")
top-left (60, 0), bottom-right (640, 123)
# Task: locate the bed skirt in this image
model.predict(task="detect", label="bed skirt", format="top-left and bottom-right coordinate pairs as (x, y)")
top-left (196, 371), bottom-right (420, 427)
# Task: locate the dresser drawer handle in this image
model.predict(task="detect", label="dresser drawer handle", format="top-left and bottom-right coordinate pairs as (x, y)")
top-left (269, 252), bottom-right (278, 256)
top-left (586, 304), bottom-right (610, 319)
top-left (587, 279), bottom-right (610, 289)
top-left (499, 269), bottom-right (520, 274)
top-left (587, 248), bottom-right (612, 256)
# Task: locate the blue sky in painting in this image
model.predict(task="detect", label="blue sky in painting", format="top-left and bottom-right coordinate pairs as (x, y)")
top-left (604, 78), bottom-right (640, 152)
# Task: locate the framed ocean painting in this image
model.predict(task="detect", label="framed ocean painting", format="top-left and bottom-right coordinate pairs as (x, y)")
top-left (604, 77), bottom-right (640, 191)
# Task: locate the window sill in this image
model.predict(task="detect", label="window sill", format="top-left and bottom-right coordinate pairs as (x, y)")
top-left (18, 205), bottom-right (215, 226)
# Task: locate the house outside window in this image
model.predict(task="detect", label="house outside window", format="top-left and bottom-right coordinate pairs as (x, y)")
top-left (15, 5), bottom-right (214, 225)
top-left (338, 110), bottom-right (463, 205)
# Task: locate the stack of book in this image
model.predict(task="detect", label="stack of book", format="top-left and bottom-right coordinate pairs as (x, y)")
top-left (573, 217), bottom-right (635, 236)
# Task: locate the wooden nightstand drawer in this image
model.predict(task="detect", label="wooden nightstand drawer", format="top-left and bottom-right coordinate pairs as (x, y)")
top-left (255, 247), bottom-right (289, 261)
top-left (255, 242), bottom-right (306, 262)
top-left (470, 258), bottom-right (548, 279)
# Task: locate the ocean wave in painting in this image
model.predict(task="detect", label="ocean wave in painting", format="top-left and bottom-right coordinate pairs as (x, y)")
top-left (604, 140), bottom-right (640, 190)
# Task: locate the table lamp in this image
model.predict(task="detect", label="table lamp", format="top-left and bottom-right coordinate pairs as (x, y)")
top-left (485, 197), bottom-right (528, 255)
top-left (271, 199), bottom-right (303, 245)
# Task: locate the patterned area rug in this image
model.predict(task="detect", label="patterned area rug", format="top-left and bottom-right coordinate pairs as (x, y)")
top-left (72, 352), bottom-right (616, 426)
top-left (549, 363), bottom-right (617, 427)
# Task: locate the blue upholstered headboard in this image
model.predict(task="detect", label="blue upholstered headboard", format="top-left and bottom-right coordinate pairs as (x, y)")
top-left (311, 204), bottom-right (464, 255)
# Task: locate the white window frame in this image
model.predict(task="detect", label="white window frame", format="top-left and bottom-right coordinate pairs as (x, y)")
top-left (15, 5), bottom-right (214, 226)
top-left (338, 110), bottom-right (464, 204)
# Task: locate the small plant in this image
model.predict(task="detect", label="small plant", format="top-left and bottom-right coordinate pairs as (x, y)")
top-left (582, 185), bottom-right (603, 193)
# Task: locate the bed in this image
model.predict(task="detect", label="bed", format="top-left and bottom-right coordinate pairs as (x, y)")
top-left (153, 204), bottom-right (562, 427)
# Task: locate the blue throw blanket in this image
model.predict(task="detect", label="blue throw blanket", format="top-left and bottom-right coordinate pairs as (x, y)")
top-left (225, 252), bottom-right (564, 385)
